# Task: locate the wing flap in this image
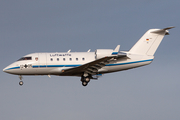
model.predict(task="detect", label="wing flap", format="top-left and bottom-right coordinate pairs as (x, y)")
top-left (60, 52), bottom-right (128, 76)
top-left (60, 56), bottom-right (113, 76)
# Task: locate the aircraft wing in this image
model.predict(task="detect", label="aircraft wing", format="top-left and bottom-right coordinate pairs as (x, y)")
top-left (60, 56), bottom-right (117, 76)
top-left (60, 52), bottom-right (127, 76)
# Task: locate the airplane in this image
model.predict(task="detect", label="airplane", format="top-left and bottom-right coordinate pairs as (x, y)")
top-left (3, 27), bottom-right (174, 86)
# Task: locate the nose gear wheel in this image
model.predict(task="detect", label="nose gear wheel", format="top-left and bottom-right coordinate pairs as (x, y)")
top-left (19, 81), bottom-right (23, 86)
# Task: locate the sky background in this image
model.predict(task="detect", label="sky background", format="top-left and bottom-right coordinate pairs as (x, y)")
top-left (0, 0), bottom-right (180, 120)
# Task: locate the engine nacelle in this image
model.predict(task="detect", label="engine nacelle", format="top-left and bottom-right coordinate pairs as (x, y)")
top-left (95, 49), bottom-right (113, 59)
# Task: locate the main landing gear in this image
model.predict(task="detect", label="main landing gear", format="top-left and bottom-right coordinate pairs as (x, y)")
top-left (81, 73), bottom-right (91, 86)
top-left (19, 75), bottom-right (24, 86)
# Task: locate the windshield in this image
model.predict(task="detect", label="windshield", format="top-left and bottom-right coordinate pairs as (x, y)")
top-left (17, 57), bottom-right (32, 61)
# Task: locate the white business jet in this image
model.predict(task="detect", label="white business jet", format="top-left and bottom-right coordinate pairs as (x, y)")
top-left (3, 27), bottom-right (174, 86)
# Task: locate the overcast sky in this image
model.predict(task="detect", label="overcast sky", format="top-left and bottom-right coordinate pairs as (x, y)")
top-left (0, 0), bottom-right (180, 120)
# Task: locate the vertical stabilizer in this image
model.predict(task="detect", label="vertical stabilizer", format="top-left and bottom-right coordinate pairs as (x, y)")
top-left (112, 45), bottom-right (120, 55)
top-left (129, 27), bottom-right (174, 56)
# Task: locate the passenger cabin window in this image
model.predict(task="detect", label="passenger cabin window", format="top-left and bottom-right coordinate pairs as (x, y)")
top-left (51, 58), bottom-right (53, 61)
top-left (57, 58), bottom-right (59, 61)
top-left (69, 58), bottom-right (72, 61)
top-left (35, 57), bottom-right (38, 61)
top-left (63, 58), bottom-right (65, 61)
top-left (18, 57), bottom-right (32, 61)
top-left (76, 58), bottom-right (78, 61)
top-left (82, 58), bottom-right (85, 61)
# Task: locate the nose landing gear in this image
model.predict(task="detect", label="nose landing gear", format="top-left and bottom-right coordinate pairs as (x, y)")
top-left (19, 75), bottom-right (23, 86)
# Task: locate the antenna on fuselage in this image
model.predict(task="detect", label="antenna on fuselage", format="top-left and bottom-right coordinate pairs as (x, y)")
top-left (87, 49), bottom-right (91, 52)
top-left (67, 49), bottom-right (71, 53)
top-left (48, 75), bottom-right (51, 78)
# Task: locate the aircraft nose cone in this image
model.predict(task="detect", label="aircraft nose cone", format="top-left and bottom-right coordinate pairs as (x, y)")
top-left (3, 62), bottom-right (21, 75)
top-left (3, 65), bottom-right (13, 74)
top-left (3, 67), bottom-right (9, 73)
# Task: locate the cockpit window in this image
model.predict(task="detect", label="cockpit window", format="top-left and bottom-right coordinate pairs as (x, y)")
top-left (17, 57), bottom-right (32, 61)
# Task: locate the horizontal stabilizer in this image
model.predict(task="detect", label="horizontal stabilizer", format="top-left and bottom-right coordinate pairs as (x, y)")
top-left (151, 26), bottom-right (175, 35)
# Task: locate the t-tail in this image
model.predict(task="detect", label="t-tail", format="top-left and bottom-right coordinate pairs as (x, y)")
top-left (129, 27), bottom-right (174, 56)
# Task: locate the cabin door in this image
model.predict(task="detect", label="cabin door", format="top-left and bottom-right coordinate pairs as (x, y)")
top-left (38, 53), bottom-right (47, 67)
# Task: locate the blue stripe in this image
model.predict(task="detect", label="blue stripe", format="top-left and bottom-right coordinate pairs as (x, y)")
top-left (5, 66), bottom-right (20, 70)
top-left (45, 65), bottom-right (81, 68)
top-left (33, 65), bottom-right (39, 68)
top-left (5, 59), bottom-right (153, 70)
top-left (63, 65), bottom-right (81, 67)
top-left (111, 52), bottom-right (118, 55)
top-left (105, 59), bottom-right (153, 66)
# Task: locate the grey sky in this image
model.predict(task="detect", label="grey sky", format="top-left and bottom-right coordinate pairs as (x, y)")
top-left (0, 0), bottom-right (180, 120)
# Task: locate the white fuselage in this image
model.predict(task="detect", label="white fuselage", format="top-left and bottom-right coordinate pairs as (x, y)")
top-left (3, 51), bottom-right (153, 76)
top-left (3, 27), bottom-right (173, 86)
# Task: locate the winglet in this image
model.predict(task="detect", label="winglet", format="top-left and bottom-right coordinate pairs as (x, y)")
top-left (112, 45), bottom-right (120, 55)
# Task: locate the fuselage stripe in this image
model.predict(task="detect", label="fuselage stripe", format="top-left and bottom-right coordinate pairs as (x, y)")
top-left (105, 59), bottom-right (153, 66)
top-left (5, 59), bottom-right (153, 71)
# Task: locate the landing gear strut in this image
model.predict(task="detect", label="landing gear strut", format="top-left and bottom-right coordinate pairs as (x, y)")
top-left (19, 75), bottom-right (23, 86)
